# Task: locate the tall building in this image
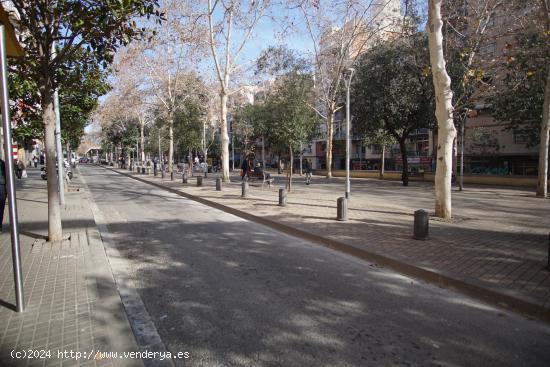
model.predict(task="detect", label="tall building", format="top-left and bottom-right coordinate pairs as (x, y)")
top-left (443, 1), bottom-right (543, 176)
top-left (308, 0), bottom-right (403, 171)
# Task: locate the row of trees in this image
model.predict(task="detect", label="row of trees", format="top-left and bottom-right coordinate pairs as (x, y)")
top-left (7, 0), bottom-right (163, 241)
top-left (99, 0), bottom-right (547, 217)
top-left (8, 0), bottom-right (546, 241)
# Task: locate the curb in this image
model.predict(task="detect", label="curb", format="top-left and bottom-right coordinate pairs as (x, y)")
top-left (80, 167), bottom-right (173, 367)
top-left (102, 165), bottom-right (550, 324)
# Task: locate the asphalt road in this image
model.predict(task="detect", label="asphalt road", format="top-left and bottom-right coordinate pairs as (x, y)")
top-left (80, 165), bottom-right (550, 367)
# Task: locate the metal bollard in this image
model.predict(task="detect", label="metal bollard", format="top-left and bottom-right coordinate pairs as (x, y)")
top-left (182, 171), bottom-right (188, 184)
top-left (216, 178), bottom-right (222, 191)
top-left (204, 170), bottom-right (207, 178)
top-left (241, 181), bottom-right (249, 198)
top-left (414, 209), bottom-right (429, 240)
top-left (279, 188), bottom-right (287, 206)
top-left (142, 167), bottom-right (146, 174)
top-left (153, 165), bottom-right (157, 176)
top-left (170, 171), bottom-right (174, 181)
top-left (161, 169), bottom-right (165, 179)
top-left (197, 176), bottom-right (203, 187)
top-left (336, 197), bottom-right (347, 221)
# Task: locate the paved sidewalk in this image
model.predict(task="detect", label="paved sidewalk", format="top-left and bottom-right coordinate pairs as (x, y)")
top-left (0, 168), bottom-right (142, 367)
top-left (112, 166), bottom-right (550, 322)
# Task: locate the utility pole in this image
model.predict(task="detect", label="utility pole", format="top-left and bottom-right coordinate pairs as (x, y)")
top-left (231, 132), bottom-right (235, 171)
top-left (459, 117), bottom-right (465, 191)
top-left (344, 68), bottom-right (355, 199)
top-left (158, 128), bottom-right (162, 171)
top-left (0, 25), bottom-right (24, 312)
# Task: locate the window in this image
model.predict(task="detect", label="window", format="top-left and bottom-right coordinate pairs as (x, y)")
top-left (513, 131), bottom-right (528, 145)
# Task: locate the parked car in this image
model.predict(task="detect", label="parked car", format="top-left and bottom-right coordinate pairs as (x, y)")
top-left (79, 157), bottom-right (89, 164)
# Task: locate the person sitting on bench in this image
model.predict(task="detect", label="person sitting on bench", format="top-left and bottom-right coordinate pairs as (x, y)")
top-left (254, 163), bottom-right (272, 180)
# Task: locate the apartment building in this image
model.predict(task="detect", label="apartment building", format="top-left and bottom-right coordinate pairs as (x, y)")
top-left (308, 0), bottom-right (403, 171)
top-left (444, 0), bottom-right (543, 176)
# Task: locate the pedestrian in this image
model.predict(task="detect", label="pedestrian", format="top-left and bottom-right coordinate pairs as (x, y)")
top-left (304, 159), bottom-right (312, 185)
top-left (241, 157), bottom-right (249, 181)
top-left (15, 159), bottom-right (24, 179)
top-left (0, 158), bottom-right (6, 232)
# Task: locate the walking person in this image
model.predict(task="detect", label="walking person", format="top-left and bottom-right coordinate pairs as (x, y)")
top-left (240, 156), bottom-right (250, 181)
top-left (15, 159), bottom-right (24, 179)
top-left (0, 158), bottom-right (6, 232)
top-left (304, 158), bottom-right (312, 185)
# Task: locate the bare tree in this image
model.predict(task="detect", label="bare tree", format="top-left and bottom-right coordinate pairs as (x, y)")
top-left (189, 0), bottom-right (271, 182)
top-left (442, 0), bottom-right (504, 190)
top-left (428, 0), bottom-right (456, 219)
top-left (296, 0), bottom-right (401, 177)
top-left (109, 0), bottom-right (207, 177)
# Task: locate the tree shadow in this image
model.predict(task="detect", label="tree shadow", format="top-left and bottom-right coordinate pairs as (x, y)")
top-left (96, 216), bottom-right (550, 366)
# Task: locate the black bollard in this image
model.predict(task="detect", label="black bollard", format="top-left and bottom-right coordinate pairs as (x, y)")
top-left (216, 178), bottom-right (222, 191)
top-left (161, 169), bottom-right (165, 179)
top-left (241, 181), bottom-right (249, 198)
top-left (337, 197), bottom-right (347, 221)
top-left (142, 167), bottom-right (146, 174)
top-left (414, 209), bottom-right (429, 240)
top-left (182, 171), bottom-right (188, 184)
top-left (279, 188), bottom-right (287, 206)
top-left (154, 165), bottom-right (158, 177)
top-left (197, 176), bottom-right (203, 187)
top-left (171, 171), bottom-right (174, 181)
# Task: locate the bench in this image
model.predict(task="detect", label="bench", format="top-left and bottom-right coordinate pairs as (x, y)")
top-left (247, 170), bottom-right (274, 188)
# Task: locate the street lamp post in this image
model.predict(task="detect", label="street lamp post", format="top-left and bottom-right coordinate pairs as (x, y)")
top-left (344, 68), bottom-right (355, 199)
top-left (459, 116), bottom-right (465, 191)
top-left (231, 132), bottom-right (235, 171)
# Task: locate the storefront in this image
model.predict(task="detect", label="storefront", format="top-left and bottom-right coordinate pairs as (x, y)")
top-left (395, 156), bottom-right (433, 174)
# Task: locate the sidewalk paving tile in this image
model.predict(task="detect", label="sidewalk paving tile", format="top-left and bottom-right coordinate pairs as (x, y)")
top-left (0, 168), bottom-right (142, 367)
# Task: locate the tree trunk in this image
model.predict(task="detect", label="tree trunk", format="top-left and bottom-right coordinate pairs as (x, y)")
top-left (42, 89), bottom-right (63, 242)
top-left (325, 111), bottom-right (334, 178)
top-left (220, 91), bottom-right (230, 182)
top-left (140, 121), bottom-right (146, 165)
top-left (262, 136), bottom-right (265, 170)
top-left (379, 144), bottom-right (385, 179)
top-left (288, 146), bottom-right (293, 192)
top-left (168, 114), bottom-right (174, 176)
top-left (398, 138), bottom-right (409, 186)
top-left (428, 0), bottom-right (457, 218)
top-left (538, 67), bottom-right (550, 197)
